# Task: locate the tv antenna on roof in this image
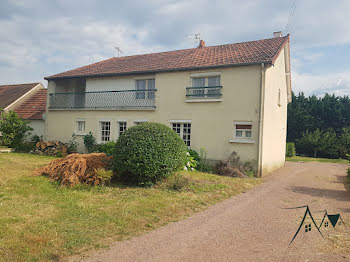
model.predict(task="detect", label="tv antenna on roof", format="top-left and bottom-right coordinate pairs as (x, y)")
top-left (114, 47), bottom-right (123, 57)
top-left (186, 33), bottom-right (201, 46)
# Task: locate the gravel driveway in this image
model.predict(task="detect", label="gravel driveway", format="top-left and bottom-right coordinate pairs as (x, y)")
top-left (82, 162), bottom-right (350, 262)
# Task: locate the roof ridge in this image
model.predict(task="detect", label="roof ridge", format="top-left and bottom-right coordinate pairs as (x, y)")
top-left (45, 35), bottom-right (290, 80)
top-left (0, 82), bottom-right (41, 87)
top-left (101, 35), bottom-right (289, 60)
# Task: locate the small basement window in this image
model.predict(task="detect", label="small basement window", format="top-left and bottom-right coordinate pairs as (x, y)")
top-left (235, 124), bottom-right (252, 139)
top-left (77, 121), bottom-right (85, 132)
top-left (76, 120), bottom-right (86, 135)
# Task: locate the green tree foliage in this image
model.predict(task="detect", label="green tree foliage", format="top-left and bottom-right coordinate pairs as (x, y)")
top-left (287, 92), bottom-right (350, 142)
top-left (0, 110), bottom-right (33, 148)
top-left (285, 142), bottom-right (296, 157)
top-left (296, 129), bottom-right (340, 159)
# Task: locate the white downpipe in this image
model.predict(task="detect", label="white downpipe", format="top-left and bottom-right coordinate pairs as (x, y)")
top-left (258, 63), bottom-right (266, 177)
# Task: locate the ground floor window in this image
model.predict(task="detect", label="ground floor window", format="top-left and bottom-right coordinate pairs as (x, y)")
top-left (172, 123), bottom-right (191, 146)
top-left (76, 120), bottom-right (85, 133)
top-left (118, 121), bottom-right (127, 136)
top-left (100, 121), bottom-right (111, 142)
top-left (234, 123), bottom-right (252, 139)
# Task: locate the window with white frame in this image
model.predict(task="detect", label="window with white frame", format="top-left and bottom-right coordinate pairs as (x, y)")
top-left (172, 123), bottom-right (191, 146)
top-left (189, 75), bottom-right (221, 98)
top-left (118, 121), bottom-right (127, 136)
top-left (100, 121), bottom-right (111, 142)
top-left (234, 123), bottom-right (252, 139)
top-left (135, 79), bottom-right (155, 99)
top-left (76, 120), bottom-right (85, 133)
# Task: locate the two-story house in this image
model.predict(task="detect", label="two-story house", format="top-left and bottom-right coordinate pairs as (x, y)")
top-left (44, 32), bottom-right (291, 176)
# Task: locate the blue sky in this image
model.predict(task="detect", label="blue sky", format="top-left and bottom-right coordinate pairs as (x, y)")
top-left (1, 0), bottom-right (350, 96)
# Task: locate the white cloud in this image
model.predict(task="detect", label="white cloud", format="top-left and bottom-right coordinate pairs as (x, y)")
top-left (293, 71), bottom-right (350, 96)
top-left (0, 0), bottom-right (350, 96)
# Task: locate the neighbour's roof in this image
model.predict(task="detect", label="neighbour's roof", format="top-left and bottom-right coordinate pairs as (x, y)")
top-left (0, 83), bottom-right (40, 109)
top-left (15, 89), bottom-right (47, 120)
top-left (45, 35), bottom-right (289, 80)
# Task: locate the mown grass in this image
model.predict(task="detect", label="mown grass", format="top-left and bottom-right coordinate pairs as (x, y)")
top-left (286, 156), bottom-right (349, 164)
top-left (0, 153), bottom-right (261, 262)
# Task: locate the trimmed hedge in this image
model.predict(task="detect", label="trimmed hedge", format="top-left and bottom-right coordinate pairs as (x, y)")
top-left (286, 142), bottom-right (296, 157)
top-left (113, 122), bottom-right (187, 186)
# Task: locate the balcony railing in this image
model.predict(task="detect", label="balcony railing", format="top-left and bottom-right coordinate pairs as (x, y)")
top-left (49, 89), bottom-right (157, 109)
top-left (186, 86), bottom-right (222, 99)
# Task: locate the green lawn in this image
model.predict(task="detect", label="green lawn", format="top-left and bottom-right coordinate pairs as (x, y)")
top-left (286, 156), bottom-right (349, 164)
top-left (0, 153), bottom-right (261, 262)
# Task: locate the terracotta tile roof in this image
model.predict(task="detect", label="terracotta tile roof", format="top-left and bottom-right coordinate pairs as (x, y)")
top-left (0, 83), bottom-right (40, 109)
top-left (15, 89), bottom-right (47, 120)
top-left (45, 36), bottom-right (289, 80)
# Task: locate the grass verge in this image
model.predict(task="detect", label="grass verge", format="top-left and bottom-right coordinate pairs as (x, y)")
top-left (286, 156), bottom-right (349, 164)
top-left (0, 153), bottom-right (261, 261)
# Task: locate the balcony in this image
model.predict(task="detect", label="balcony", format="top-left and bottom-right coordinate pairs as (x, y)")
top-left (49, 89), bottom-right (157, 110)
top-left (186, 86), bottom-right (222, 102)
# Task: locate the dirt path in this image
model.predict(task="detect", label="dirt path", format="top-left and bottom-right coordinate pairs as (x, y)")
top-left (81, 162), bottom-right (350, 262)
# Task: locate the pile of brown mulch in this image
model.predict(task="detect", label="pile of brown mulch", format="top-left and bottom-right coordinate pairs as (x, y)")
top-left (33, 153), bottom-right (113, 187)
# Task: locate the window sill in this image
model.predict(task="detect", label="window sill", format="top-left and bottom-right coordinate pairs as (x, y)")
top-left (185, 99), bottom-right (222, 103)
top-left (229, 139), bottom-right (255, 144)
top-left (75, 132), bottom-right (87, 136)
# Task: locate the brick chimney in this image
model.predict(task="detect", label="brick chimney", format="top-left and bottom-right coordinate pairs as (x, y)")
top-left (273, 31), bottom-right (282, 38)
top-left (198, 39), bottom-right (205, 48)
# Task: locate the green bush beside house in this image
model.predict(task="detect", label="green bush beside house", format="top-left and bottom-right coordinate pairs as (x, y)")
top-left (286, 142), bottom-right (296, 157)
top-left (114, 122), bottom-right (187, 186)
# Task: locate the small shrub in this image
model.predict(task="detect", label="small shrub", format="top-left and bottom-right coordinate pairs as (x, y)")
top-left (31, 134), bottom-right (43, 144)
top-left (242, 160), bottom-right (258, 176)
top-left (67, 133), bottom-right (79, 153)
top-left (166, 173), bottom-right (190, 191)
top-left (188, 149), bottom-right (200, 162)
top-left (34, 153), bottom-right (112, 187)
top-left (94, 168), bottom-right (113, 185)
top-left (83, 132), bottom-right (97, 153)
top-left (14, 141), bottom-right (35, 152)
top-left (286, 142), bottom-right (296, 157)
top-left (347, 167), bottom-right (350, 177)
top-left (197, 148), bottom-right (214, 173)
top-left (114, 122), bottom-right (187, 186)
top-left (184, 152), bottom-right (197, 171)
top-left (56, 152), bottom-right (63, 158)
top-left (96, 141), bottom-right (116, 156)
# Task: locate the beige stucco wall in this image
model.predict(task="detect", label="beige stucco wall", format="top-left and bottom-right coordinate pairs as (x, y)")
top-left (45, 66), bottom-right (262, 162)
top-left (260, 48), bottom-right (288, 175)
top-left (28, 120), bottom-right (45, 138)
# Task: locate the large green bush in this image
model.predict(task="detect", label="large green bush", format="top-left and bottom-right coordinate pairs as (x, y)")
top-left (286, 142), bottom-right (296, 157)
top-left (0, 110), bottom-right (32, 148)
top-left (114, 122), bottom-right (187, 186)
